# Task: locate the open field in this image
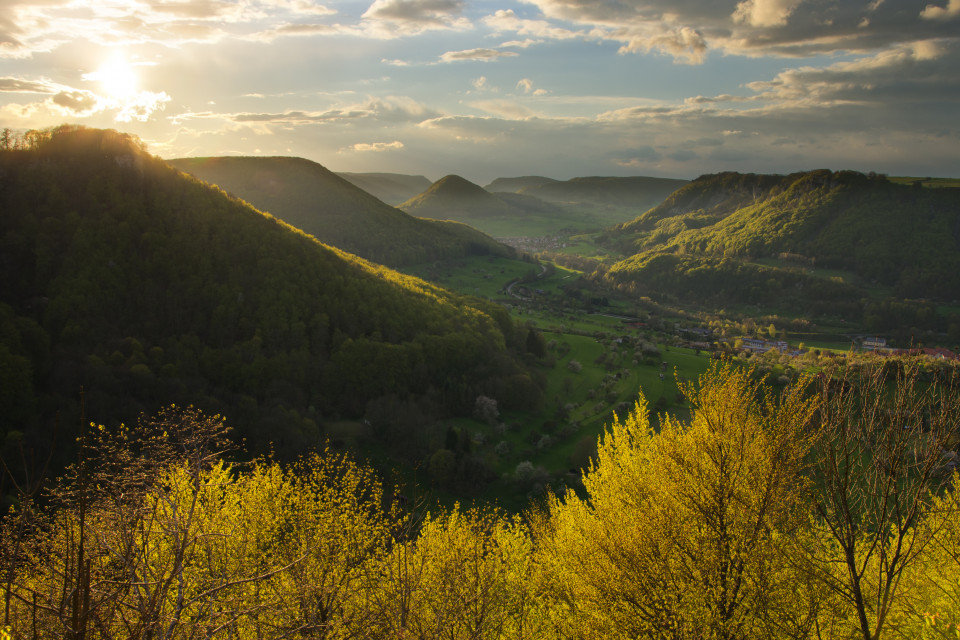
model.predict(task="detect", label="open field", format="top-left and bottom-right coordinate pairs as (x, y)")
top-left (889, 176), bottom-right (960, 188)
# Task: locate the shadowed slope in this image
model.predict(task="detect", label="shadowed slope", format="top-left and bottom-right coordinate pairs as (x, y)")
top-left (169, 157), bottom-right (514, 266)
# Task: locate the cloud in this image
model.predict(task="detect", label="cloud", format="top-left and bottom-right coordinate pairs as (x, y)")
top-left (0, 0), bottom-right (343, 55)
top-left (472, 76), bottom-right (489, 90)
top-left (360, 0), bottom-right (471, 35)
top-left (0, 73), bottom-right (170, 122)
top-left (113, 90), bottom-right (172, 122)
top-left (502, 39), bottom-right (544, 50)
top-left (468, 99), bottom-right (535, 119)
top-left (176, 95), bottom-right (441, 127)
top-left (517, 0), bottom-right (960, 63)
top-left (345, 140), bottom-right (405, 151)
top-left (516, 78), bottom-right (533, 93)
top-left (248, 22), bottom-right (342, 41)
top-left (483, 9), bottom-right (582, 41)
top-left (440, 48), bottom-right (518, 62)
top-left (0, 76), bottom-right (58, 93)
top-left (732, 0), bottom-right (805, 28)
top-left (921, 0), bottom-right (960, 19)
top-left (615, 25), bottom-right (709, 64)
top-left (50, 90), bottom-right (100, 115)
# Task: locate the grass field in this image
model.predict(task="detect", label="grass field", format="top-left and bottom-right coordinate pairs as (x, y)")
top-left (889, 176), bottom-right (960, 188)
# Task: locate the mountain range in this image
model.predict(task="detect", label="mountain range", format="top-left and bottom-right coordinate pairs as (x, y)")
top-left (490, 175), bottom-right (688, 211)
top-left (335, 171), bottom-right (432, 206)
top-left (168, 157), bottom-right (514, 267)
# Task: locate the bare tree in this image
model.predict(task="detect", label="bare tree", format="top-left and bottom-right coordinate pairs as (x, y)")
top-left (802, 361), bottom-right (960, 640)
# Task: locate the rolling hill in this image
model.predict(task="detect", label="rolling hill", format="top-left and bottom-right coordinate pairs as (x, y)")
top-left (596, 170), bottom-right (960, 317)
top-left (168, 157), bottom-right (513, 267)
top-left (484, 176), bottom-right (559, 193)
top-left (399, 174), bottom-right (610, 237)
top-left (400, 174), bottom-right (521, 220)
top-left (335, 171), bottom-right (432, 206)
top-left (503, 175), bottom-right (687, 210)
top-left (0, 126), bottom-right (540, 471)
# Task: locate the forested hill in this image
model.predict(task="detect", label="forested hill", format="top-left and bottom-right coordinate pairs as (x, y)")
top-left (399, 174), bottom-right (521, 219)
top-left (0, 126), bottom-right (541, 473)
top-left (168, 156), bottom-right (514, 267)
top-left (601, 169), bottom-right (960, 301)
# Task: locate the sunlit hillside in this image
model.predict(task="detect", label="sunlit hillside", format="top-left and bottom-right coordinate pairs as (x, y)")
top-left (169, 157), bottom-right (514, 267)
top-left (0, 126), bottom-right (540, 471)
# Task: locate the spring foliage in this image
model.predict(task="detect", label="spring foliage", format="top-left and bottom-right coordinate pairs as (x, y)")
top-left (2, 360), bottom-right (960, 637)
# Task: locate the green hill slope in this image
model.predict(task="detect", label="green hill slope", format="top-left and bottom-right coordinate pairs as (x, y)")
top-left (0, 126), bottom-right (539, 468)
top-left (400, 174), bottom-right (520, 220)
top-left (335, 171), bottom-right (432, 205)
top-left (169, 157), bottom-right (513, 267)
top-left (599, 170), bottom-right (960, 311)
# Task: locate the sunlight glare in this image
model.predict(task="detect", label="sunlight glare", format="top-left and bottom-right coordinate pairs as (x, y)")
top-left (87, 57), bottom-right (139, 99)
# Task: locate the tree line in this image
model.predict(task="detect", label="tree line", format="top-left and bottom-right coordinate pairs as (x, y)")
top-left (2, 361), bottom-right (958, 639)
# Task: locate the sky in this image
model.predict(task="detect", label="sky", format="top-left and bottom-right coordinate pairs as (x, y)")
top-left (1, 0), bottom-right (958, 184)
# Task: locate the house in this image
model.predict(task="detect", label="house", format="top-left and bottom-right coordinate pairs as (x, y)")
top-left (741, 338), bottom-right (789, 353)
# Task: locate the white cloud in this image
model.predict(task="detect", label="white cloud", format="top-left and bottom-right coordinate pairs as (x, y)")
top-left (500, 38), bottom-right (543, 48)
top-left (483, 9), bottom-right (582, 41)
top-left (472, 76), bottom-right (488, 90)
top-left (732, 0), bottom-right (806, 28)
top-left (0, 76), bottom-right (59, 94)
top-left (615, 25), bottom-right (709, 64)
top-left (516, 78), bottom-right (533, 93)
top-left (439, 48), bottom-right (518, 62)
top-left (920, 0), bottom-right (960, 19)
top-left (345, 140), bottom-right (404, 151)
top-left (174, 95), bottom-right (440, 127)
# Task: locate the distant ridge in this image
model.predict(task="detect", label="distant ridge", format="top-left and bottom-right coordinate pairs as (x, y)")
top-left (519, 175), bottom-right (689, 210)
top-left (400, 174), bottom-right (519, 219)
top-left (485, 176), bottom-right (559, 193)
top-left (336, 171), bottom-right (432, 206)
top-left (169, 158), bottom-right (513, 266)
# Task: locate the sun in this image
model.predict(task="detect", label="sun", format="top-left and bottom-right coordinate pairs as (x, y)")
top-left (86, 57), bottom-right (139, 99)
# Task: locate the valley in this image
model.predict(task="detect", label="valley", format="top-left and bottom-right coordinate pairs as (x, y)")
top-left (161, 140), bottom-right (960, 509)
top-left (2, 126), bottom-right (959, 510)
top-left (3, 125), bottom-right (960, 639)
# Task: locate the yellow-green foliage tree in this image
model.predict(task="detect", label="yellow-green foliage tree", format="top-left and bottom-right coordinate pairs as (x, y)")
top-left (0, 408), bottom-right (392, 639)
top-left (366, 507), bottom-right (546, 640)
top-left (539, 364), bottom-right (823, 639)
top-left (4, 363), bottom-right (960, 640)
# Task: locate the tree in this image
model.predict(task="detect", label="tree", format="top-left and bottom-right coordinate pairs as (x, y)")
top-left (366, 508), bottom-right (544, 640)
top-left (797, 362), bottom-right (960, 640)
top-left (540, 363), bottom-right (822, 639)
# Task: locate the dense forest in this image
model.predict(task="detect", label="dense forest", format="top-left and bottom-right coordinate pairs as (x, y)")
top-left (597, 170), bottom-right (960, 323)
top-left (167, 157), bottom-right (514, 268)
top-left (0, 126), bottom-right (542, 480)
top-left (1, 363), bottom-right (958, 639)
